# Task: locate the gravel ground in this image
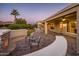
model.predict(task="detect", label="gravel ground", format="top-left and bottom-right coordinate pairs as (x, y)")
top-left (64, 36), bottom-right (77, 56)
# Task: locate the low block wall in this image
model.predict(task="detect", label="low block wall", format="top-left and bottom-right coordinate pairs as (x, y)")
top-left (62, 32), bottom-right (77, 38)
top-left (50, 30), bottom-right (77, 38)
top-left (10, 29), bottom-right (27, 42)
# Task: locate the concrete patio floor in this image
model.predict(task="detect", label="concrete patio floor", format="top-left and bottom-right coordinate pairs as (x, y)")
top-left (54, 33), bottom-right (77, 56)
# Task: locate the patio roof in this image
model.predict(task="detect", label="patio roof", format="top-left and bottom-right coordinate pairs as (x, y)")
top-left (43, 3), bottom-right (79, 22)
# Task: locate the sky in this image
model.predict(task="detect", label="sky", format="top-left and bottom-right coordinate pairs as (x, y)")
top-left (0, 3), bottom-right (70, 24)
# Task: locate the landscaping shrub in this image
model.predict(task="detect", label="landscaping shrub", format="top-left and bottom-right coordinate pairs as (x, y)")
top-left (7, 24), bottom-right (34, 30)
top-left (8, 24), bottom-right (21, 29)
top-left (27, 24), bottom-right (34, 29)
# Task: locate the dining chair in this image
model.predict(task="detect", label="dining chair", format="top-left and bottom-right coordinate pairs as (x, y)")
top-left (29, 36), bottom-right (40, 48)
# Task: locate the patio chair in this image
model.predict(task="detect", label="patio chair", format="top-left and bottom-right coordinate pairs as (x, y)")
top-left (29, 36), bottom-right (40, 49)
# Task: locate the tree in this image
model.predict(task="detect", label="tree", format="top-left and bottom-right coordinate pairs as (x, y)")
top-left (15, 18), bottom-right (27, 24)
top-left (11, 9), bottom-right (20, 22)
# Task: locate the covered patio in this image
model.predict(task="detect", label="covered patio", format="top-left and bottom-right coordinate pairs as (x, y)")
top-left (38, 4), bottom-right (79, 55)
top-left (8, 29), bottom-right (55, 56)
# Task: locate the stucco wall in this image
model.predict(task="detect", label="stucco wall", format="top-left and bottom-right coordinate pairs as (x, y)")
top-left (10, 29), bottom-right (27, 42)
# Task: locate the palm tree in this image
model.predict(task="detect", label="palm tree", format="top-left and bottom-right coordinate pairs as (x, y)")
top-left (11, 9), bottom-right (20, 23)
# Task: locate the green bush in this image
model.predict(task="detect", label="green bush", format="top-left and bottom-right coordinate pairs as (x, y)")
top-left (27, 24), bottom-right (34, 29)
top-left (7, 24), bottom-right (34, 30)
top-left (8, 24), bottom-right (20, 29)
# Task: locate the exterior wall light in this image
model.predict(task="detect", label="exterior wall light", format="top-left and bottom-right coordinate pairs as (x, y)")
top-left (74, 21), bottom-right (77, 24)
top-left (62, 19), bottom-right (66, 21)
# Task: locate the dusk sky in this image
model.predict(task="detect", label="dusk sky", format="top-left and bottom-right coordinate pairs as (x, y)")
top-left (0, 3), bottom-right (70, 24)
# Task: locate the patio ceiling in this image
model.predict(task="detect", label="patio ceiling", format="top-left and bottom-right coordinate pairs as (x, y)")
top-left (47, 12), bottom-right (76, 24)
top-left (45, 4), bottom-right (79, 22)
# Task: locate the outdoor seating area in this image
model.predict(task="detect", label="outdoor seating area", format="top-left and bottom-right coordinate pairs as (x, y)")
top-left (0, 29), bottom-right (28, 55)
top-left (0, 28), bottom-right (77, 56)
top-left (8, 29), bottom-right (55, 56)
top-left (0, 29), bottom-right (13, 56)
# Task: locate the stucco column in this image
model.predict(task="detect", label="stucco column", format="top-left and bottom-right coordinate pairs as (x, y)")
top-left (44, 21), bottom-right (48, 35)
top-left (77, 9), bottom-right (79, 54)
top-left (37, 23), bottom-right (40, 28)
top-left (68, 22), bottom-right (71, 32)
